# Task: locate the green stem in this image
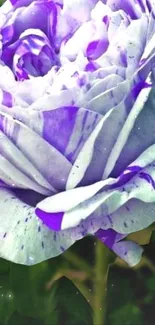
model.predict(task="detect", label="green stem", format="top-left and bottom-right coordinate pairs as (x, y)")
top-left (63, 251), bottom-right (93, 277)
top-left (93, 241), bottom-right (110, 325)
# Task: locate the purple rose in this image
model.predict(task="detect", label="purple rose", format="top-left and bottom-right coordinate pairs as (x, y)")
top-left (0, 0), bottom-right (155, 266)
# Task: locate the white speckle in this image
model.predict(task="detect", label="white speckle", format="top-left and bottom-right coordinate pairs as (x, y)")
top-left (7, 292), bottom-right (13, 299)
top-left (27, 255), bottom-right (34, 264)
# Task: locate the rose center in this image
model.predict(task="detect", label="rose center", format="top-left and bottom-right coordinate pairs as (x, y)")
top-left (1, 28), bottom-right (60, 80)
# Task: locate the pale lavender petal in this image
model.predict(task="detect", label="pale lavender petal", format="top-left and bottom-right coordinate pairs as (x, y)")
top-left (0, 111), bottom-right (71, 191)
top-left (95, 228), bottom-right (143, 266)
top-left (1, 0), bottom-right (59, 44)
top-left (36, 144), bottom-right (155, 232)
top-left (22, 106), bottom-right (103, 169)
top-left (0, 187), bottom-right (84, 265)
top-left (2, 29), bottom-right (58, 79)
top-left (0, 89), bottom-right (13, 107)
top-left (103, 0), bottom-right (149, 18)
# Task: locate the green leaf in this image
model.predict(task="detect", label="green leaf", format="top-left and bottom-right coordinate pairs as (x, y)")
top-left (0, 259), bottom-right (10, 274)
top-left (109, 303), bottom-right (143, 325)
top-left (151, 230), bottom-right (155, 243)
top-left (7, 312), bottom-right (41, 325)
top-left (10, 264), bottom-right (38, 317)
top-left (146, 276), bottom-right (155, 293)
top-left (0, 274), bottom-right (15, 325)
top-left (10, 257), bottom-right (62, 319)
top-left (107, 267), bottom-right (134, 312)
top-left (44, 277), bottom-right (93, 325)
top-left (127, 226), bottom-right (153, 245)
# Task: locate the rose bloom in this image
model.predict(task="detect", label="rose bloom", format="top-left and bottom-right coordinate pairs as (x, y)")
top-left (0, 0), bottom-right (155, 266)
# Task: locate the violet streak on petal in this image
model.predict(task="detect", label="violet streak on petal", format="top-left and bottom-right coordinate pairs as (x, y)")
top-left (35, 208), bottom-right (64, 231)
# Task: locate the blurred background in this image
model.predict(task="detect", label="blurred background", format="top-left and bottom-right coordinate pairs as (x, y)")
top-left (0, 232), bottom-right (155, 325)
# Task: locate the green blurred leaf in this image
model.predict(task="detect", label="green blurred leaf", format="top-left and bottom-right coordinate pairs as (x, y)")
top-left (109, 303), bottom-right (143, 325)
top-left (0, 259), bottom-right (10, 275)
top-left (7, 312), bottom-right (41, 325)
top-left (0, 274), bottom-right (15, 325)
top-left (146, 276), bottom-right (155, 293)
top-left (10, 264), bottom-right (39, 317)
top-left (10, 257), bottom-right (62, 319)
top-left (151, 230), bottom-right (155, 243)
top-left (143, 294), bottom-right (153, 304)
top-left (107, 268), bottom-right (134, 312)
top-left (127, 226), bottom-right (153, 245)
top-left (45, 277), bottom-right (93, 325)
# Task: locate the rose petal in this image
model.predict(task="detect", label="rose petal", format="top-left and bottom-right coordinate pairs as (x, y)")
top-left (0, 187), bottom-right (81, 265)
top-left (36, 143), bottom-right (155, 231)
top-left (95, 229), bottom-right (143, 266)
top-left (0, 110), bottom-right (71, 191)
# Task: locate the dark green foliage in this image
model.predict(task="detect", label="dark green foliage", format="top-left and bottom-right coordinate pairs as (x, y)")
top-left (44, 277), bottom-right (93, 325)
top-left (0, 274), bottom-right (14, 325)
top-left (0, 233), bottom-right (154, 325)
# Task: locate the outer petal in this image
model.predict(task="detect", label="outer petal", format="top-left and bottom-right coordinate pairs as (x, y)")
top-left (36, 143), bottom-right (155, 232)
top-left (0, 187), bottom-right (83, 265)
top-left (95, 229), bottom-right (143, 266)
top-left (0, 185), bottom-right (111, 265)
